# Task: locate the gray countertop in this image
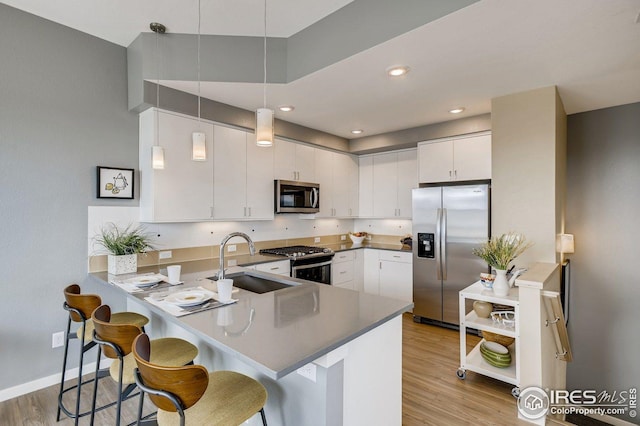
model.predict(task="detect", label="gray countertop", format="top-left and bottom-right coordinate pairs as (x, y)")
top-left (90, 259), bottom-right (412, 380)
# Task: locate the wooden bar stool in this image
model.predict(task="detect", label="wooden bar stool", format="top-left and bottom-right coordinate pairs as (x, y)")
top-left (132, 333), bottom-right (268, 426)
top-left (57, 284), bottom-right (149, 425)
top-left (90, 305), bottom-right (198, 426)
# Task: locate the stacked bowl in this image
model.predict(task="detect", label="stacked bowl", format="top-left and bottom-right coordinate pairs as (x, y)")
top-left (479, 341), bottom-right (512, 368)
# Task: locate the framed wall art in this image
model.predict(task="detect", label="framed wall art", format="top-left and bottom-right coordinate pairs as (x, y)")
top-left (97, 166), bottom-right (134, 199)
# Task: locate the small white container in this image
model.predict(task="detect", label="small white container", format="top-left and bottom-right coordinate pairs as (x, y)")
top-left (217, 279), bottom-right (233, 302)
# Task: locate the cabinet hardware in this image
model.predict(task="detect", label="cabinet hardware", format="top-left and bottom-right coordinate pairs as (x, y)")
top-left (379, 262), bottom-right (382, 269)
top-left (244, 207), bottom-right (247, 217)
top-left (210, 207), bottom-right (214, 218)
top-left (449, 170), bottom-right (452, 178)
top-left (454, 170), bottom-right (457, 179)
top-left (248, 207), bottom-right (252, 217)
top-left (340, 271), bottom-right (347, 274)
top-left (270, 267), bottom-right (279, 271)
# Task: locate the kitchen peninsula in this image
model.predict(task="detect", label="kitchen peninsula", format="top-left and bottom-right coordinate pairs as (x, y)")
top-left (90, 259), bottom-right (412, 426)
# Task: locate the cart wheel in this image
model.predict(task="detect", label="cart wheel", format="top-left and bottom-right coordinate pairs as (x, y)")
top-left (456, 368), bottom-right (466, 380)
top-left (511, 387), bottom-right (520, 398)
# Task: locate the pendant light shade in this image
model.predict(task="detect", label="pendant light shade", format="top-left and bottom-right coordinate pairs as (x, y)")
top-left (152, 145), bottom-right (165, 169)
top-left (256, 108), bottom-right (274, 147)
top-left (192, 131), bottom-right (206, 160)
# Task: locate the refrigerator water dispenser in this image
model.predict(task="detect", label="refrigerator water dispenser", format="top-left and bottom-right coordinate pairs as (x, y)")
top-left (418, 233), bottom-right (435, 258)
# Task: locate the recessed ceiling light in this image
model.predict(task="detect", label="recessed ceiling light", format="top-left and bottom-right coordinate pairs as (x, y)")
top-left (449, 107), bottom-right (465, 114)
top-left (351, 129), bottom-right (363, 135)
top-left (278, 105), bottom-right (295, 112)
top-left (386, 66), bottom-right (410, 77)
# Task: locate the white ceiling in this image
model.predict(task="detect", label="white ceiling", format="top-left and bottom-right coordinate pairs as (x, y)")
top-left (5, 0), bottom-right (640, 139)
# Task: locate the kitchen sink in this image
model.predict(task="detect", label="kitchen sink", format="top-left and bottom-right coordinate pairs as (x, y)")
top-left (208, 272), bottom-right (294, 294)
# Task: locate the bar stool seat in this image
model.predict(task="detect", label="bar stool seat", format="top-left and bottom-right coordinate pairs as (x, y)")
top-left (77, 311), bottom-right (149, 342)
top-left (113, 337), bottom-right (199, 385)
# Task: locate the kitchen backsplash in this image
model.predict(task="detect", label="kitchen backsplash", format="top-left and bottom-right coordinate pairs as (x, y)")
top-left (88, 206), bottom-right (412, 272)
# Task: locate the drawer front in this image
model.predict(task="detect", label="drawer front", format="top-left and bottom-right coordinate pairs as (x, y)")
top-left (254, 259), bottom-right (291, 276)
top-left (333, 250), bottom-right (355, 263)
top-left (378, 250), bottom-right (412, 263)
top-left (332, 260), bottom-right (354, 284)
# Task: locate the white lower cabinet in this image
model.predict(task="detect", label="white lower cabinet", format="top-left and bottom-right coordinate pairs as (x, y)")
top-left (362, 249), bottom-right (413, 304)
top-left (332, 250), bottom-right (363, 290)
top-left (253, 259), bottom-right (291, 276)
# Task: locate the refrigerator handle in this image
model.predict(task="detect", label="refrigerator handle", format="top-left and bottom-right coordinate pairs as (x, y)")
top-left (442, 208), bottom-right (447, 281)
top-left (436, 208), bottom-right (442, 280)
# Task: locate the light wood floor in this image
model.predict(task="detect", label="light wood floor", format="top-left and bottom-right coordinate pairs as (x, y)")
top-left (1, 313), bottom-right (571, 425)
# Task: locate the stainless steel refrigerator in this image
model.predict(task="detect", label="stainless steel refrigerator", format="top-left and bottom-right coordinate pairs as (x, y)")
top-left (412, 183), bottom-right (490, 326)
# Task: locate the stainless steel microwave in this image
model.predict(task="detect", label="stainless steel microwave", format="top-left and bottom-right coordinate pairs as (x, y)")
top-left (275, 180), bottom-right (320, 213)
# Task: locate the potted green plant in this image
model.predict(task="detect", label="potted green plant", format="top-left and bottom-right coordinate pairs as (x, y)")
top-left (472, 232), bottom-right (532, 296)
top-left (94, 223), bottom-right (155, 275)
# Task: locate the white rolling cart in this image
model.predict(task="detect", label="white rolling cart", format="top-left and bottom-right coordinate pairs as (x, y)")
top-left (457, 281), bottom-right (521, 398)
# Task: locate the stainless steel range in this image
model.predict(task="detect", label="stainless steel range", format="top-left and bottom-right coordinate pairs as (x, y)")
top-left (259, 245), bottom-right (334, 284)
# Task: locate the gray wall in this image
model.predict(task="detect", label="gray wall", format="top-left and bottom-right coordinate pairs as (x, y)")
top-left (566, 102), bottom-right (640, 424)
top-left (0, 4), bottom-right (135, 390)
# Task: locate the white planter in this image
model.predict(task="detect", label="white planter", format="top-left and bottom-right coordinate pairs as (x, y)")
top-left (108, 254), bottom-right (137, 275)
top-left (492, 269), bottom-right (510, 297)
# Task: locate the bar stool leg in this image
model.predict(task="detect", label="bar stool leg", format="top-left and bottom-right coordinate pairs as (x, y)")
top-left (90, 345), bottom-right (101, 426)
top-left (56, 316), bottom-right (73, 422)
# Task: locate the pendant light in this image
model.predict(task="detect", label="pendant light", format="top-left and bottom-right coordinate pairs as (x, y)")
top-left (256, 0), bottom-right (274, 147)
top-left (150, 22), bottom-right (166, 169)
top-left (192, 0), bottom-right (206, 161)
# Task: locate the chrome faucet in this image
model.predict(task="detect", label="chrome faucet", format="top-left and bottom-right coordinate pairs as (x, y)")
top-left (218, 232), bottom-right (255, 280)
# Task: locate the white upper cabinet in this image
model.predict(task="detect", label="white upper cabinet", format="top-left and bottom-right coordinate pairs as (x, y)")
top-left (418, 133), bottom-right (491, 183)
top-left (314, 150), bottom-right (359, 218)
top-left (139, 109), bottom-right (214, 222)
top-left (213, 125), bottom-right (274, 220)
top-left (274, 139), bottom-right (315, 182)
top-left (360, 149), bottom-right (417, 218)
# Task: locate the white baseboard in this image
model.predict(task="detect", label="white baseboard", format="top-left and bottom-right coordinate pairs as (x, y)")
top-left (0, 359), bottom-right (113, 403)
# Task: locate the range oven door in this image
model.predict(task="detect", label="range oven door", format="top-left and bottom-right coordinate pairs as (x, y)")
top-left (292, 258), bottom-right (332, 285)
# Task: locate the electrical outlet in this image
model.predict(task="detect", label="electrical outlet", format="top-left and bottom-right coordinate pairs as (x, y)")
top-left (314, 237), bottom-right (320, 243)
top-left (340, 235), bottom-right (346, 241)
top-left (227, 259), bottom-right (237, 267)
top-left (159, 250), bottom-right (172, 259)
top-left (227, 244), bottom-right (237, 253)
top-left (52, 331), bottom-right (64, 348)
top-left (297, 363), bottom-right (317, 382)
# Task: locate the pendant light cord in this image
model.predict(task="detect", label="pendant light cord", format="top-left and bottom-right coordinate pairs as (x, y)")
top-left (155, 28), bottom-right (160, 146)
top-left (263, 0), bottom-right (267, 109)
top-left (197, 0), bottom-right (202, 128)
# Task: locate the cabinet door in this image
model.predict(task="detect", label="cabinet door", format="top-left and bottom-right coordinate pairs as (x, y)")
top-left (213, 125), bottom-right (246, 219)
top-left (347, 154), bottom-right (359, 217)
top-left (363, 249), bottom-right (380, 295)
top-left (314, 149), bottom-right (334, 217)
top-left (273, 139), bottom-right (297, 181)
top-left (372, 152), bottom-right (398, 218)
top-left (140, 109), bottom-right (214, 222)
top-left (396, 149), bottom-right (417, 218)
top-left (352, 249), bottom-right (364, 292)
top-left (332, 152), bottom-right (354, 217)
top-left (453, 134), bottom-right (491, 181)
top-left (246, 140), bottom-right (274, 219)
top-left (418, 140), bottom-right (453, 183)
top-left (358, 156), bottom-right (374, 217)
top-left (295, 144), bottom-right (315, 182)
top-left (379, 259), bottom-right (413, 303)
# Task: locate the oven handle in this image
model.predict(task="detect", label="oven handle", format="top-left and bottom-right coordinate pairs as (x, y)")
top-left (292, 260), bottom-right (333, 271)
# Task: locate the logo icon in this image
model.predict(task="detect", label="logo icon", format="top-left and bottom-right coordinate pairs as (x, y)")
top-left (518, 387), bottom-right (550, 419)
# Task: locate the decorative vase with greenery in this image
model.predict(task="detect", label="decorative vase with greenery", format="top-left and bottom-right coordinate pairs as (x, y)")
top-left (94, 223), bottom-right (155, 275)
top-left (472, 232), bottom-right (532, 297)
